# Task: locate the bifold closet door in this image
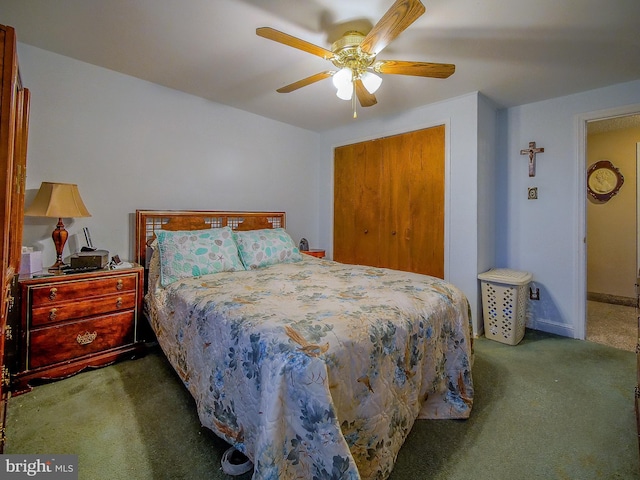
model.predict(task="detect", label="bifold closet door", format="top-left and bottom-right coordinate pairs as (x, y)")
top-left (381, 126), bottom-right (445, 277)
top-left (334, 140), bottom-right (382, 267)
top-left (334, 125), bottom-right (444, 277)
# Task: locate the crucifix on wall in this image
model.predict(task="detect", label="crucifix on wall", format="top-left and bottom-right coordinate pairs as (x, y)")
top-left (520, 141), bottom-right (545, 177)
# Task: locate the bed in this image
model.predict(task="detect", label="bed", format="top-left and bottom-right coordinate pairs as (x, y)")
top-left (135, 210), bottom-right (474, 480)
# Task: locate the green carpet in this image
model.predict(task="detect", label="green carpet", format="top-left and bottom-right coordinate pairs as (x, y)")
top-left (6, 330), bottom-right (638, 479)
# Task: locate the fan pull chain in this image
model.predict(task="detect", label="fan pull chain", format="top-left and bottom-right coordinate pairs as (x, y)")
top-left (352, 81), bottom-right (357, 119)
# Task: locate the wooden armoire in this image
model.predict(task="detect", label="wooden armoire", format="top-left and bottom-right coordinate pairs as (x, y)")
top-left (0, 25), bottom-right (30, 452)
top-left (334, 125), bottom-right (444, 278)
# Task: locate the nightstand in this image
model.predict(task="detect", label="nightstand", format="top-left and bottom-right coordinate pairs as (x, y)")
top-left (302, 249), bottom-right (325, 258)
top-left (12, 264), bottom-right (146, 394)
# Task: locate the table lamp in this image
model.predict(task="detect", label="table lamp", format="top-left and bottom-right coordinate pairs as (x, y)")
top-left (24, 182), bottom-right (91, 272)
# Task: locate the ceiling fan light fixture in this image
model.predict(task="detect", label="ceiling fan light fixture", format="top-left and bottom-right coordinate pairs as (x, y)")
top-left (257, 0), bottom-right (454, 118)
top-left (361, 71), bottom-right (382, 94)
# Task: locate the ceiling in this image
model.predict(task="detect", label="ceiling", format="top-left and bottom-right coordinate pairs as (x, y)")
top-left (588, 114), bottom-right (640, 134)
top-left (2, 0), bottom-right (640, 132)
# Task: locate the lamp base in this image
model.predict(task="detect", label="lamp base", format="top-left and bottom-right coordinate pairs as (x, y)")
top-left (50, 218), bottom-right (69, 273)
top-left (48, 260), bottom-right (68, 273)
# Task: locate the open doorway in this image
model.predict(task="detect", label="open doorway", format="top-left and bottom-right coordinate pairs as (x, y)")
top-left (585, 114), bottom-right (640, 352)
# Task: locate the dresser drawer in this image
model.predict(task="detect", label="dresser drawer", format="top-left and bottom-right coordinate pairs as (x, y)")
top-left (30, 275), bottom-right (137, 306)
top-left (29, 311), bottom-right (135, 369)
top-left (31, 292), bottom-right (136, 327)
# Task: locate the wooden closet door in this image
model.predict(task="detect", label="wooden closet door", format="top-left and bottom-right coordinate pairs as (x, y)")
top-left (334, 125), bottom-right (445, 278)
top-left (387, 126), bottom-right (444, 277)
top-left (334, 141), bottom-right (382, 266)
top-left (379, 133), bottom-right (408, 271)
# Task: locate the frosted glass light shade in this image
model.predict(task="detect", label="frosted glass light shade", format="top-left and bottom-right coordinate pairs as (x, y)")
top-left (336, 85), bottom-right (353, 100)
top-left (332, 68), bottom-right (352, 91)
top-left (361, 71), bottom-right (382, 94)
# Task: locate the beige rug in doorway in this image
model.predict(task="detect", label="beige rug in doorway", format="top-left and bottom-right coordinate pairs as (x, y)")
top-left (587, 300), bottom-right (636, 352)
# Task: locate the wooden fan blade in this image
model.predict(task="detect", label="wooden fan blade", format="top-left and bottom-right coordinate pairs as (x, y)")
top-left (360, 0), bottom-right (425, 55)
top-left (355, 79), bottom-right (377, 107)
top-left (276, 71), bottom-right (334, 93)
top-left (257, 27), bottom-right (335, 60)
top-left (374, 60), bottom-right (455, 78)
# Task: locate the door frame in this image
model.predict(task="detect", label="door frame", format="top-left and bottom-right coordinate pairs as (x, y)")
top-left (575, 103), bottom-right (640, 339)
top-left (637, 142), bottom-right (640, 274)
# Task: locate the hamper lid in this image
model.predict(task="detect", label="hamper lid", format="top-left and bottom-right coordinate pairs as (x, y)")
top-left (477, 268), bottom-right (532, 285)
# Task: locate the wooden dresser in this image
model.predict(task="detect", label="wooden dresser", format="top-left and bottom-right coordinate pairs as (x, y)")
top-left (12, 265), bottom-right (145, 394)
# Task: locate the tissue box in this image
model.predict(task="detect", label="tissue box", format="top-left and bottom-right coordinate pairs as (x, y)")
top-left (20, 251), bottom-right (43, 274)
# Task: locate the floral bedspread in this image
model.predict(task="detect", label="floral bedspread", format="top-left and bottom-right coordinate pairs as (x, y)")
top-left (146, 256), bottom-right (474, 480)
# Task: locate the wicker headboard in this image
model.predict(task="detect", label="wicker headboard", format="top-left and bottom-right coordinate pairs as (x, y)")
top-left (134, 210), bottom-right (286, 269)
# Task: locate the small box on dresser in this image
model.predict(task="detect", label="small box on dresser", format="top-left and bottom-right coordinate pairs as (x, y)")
top-left (12, 264), bottom-right (146, 394)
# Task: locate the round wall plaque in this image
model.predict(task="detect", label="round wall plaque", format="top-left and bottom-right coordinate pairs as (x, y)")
top-left (587, 160), bottom-right (624, 203)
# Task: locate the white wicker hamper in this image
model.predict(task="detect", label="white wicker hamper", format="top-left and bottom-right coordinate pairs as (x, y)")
top-left (477, 268), bottom-right (532, 345)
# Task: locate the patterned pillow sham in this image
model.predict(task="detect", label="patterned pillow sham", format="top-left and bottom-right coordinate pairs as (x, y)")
top-left (156, 227), bottom-right (245, 286)
top-left (234, 228), bottom-right (302, 270)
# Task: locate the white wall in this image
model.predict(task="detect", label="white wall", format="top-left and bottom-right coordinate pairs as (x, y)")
top-left (318, 92), bottom-right (494, 335)
top-left (497, 79), bottom-right (640, 338)
top-left (477, 94), bottom-right (498, 295)
top-left (18, 44), bottom-right (322, 266)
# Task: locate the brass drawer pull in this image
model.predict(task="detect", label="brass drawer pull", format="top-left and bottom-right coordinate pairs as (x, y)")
top-left (49, 287), bottom-right (57, 301)
top-left (49, 308), bottom-right (58, 321)
top-left (116, 297), bottom-right (123, 308)
top-left (76, 331), bottom-right (97, 345)
top-left (116, 280), bottom-right (124, 291)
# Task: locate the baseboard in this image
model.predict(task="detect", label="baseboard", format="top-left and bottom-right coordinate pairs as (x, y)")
top-left (532, 318), bottom-right (575, 338)
top-left (587, 291), bottom-right (635, 307)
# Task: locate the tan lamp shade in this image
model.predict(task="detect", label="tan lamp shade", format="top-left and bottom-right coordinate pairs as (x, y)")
top-left (24, 182), bottom-right (91, 218)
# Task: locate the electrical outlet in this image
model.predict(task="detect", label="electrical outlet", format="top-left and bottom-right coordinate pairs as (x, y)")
top-left (529, 287), bottom-right (540, 300)
top-left (528, 187), bottom-right (538, 200)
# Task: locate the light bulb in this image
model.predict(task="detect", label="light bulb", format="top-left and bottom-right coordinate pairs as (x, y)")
top-left (332, 68), bottom-right (352, 92)
top-left (361, 71), bottom-right (382, 94)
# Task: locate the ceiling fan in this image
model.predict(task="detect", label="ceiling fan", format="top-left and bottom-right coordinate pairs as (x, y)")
top-left (256, 0), bottom-right (455, 118)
